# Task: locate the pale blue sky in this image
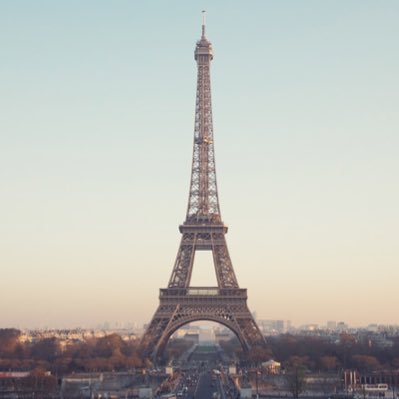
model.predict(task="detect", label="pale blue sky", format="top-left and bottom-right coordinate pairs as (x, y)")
top-left (1, 1), bottom-right (398, 328)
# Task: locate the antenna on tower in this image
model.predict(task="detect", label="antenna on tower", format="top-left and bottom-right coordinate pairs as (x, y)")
top-left (201, 10), bottom-right (206, 37)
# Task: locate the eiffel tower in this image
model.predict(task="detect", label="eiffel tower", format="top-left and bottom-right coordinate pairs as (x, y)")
top-left (140, 16), bottom-right (265, 360)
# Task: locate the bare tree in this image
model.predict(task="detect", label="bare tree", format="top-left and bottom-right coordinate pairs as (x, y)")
top-left (285, 365), bottom-right (307, 399)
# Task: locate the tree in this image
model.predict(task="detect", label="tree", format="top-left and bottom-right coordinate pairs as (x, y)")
top-left (30, 338), bottom-right (59, 363)
top-left (94, 334), bottom-right (125, 358)
top-left (338, 333), bottom-right (357, 369)
top-left (319, 355), bottom-right (339, 371)
top-left (352, 355), bottom-right (381, 372)
top-left (246, 345), bottom-right (273, 365)
top-left (285, 365), bottom-right (307, 399)
top-left (0, 329), bottom-right (21, 356)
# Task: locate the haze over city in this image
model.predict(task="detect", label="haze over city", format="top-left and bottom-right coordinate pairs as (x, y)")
top-left (1, 1), bottom-right (398, 329)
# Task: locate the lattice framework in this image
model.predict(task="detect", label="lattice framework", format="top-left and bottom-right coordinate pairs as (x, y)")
top-left (140, 18), bottom-right (265, 361)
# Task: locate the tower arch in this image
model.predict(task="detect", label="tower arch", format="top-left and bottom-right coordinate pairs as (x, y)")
top-left (154, 316), bottom-right (249, 360)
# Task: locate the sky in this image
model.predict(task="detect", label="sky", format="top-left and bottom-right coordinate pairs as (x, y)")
top-left (1, 1), bottom-right (398, 329)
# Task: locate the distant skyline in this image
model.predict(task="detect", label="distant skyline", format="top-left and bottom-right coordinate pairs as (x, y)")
top-left (1, 1), bottom-right (398, 329)
top-left (9, 319), bottom-right (398, 332)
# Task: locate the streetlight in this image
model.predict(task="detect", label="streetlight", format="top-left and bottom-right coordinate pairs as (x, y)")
top-left (255, 369), bottom-right (261, 399)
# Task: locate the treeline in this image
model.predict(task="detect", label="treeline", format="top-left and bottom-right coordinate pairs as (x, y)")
top-left (0, 328), bottom-right (194, 374)
top-left (221, 333), bottom-right (399, 371)
top-left (3, 329), bottom-right (399, 374)
top-left (0, 328), bottom-right (145, 374)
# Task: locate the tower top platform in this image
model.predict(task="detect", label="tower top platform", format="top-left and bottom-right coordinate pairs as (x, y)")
top-left (195, 11), bottom-right (213, 61)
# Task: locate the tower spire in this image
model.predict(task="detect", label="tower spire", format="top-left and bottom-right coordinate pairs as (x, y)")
top-left (190, 11), bottom-right (216, 222)
top-left (202, 10), bottom-right (206, 38)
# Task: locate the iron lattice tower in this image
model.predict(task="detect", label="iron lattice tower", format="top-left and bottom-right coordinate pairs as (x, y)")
top-left (140, 17), bottom-right (265, 360)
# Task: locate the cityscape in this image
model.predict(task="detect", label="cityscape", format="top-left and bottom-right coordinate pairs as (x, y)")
top-left (1, 2), bottom-right (399, 399)
top-left (2, 320), bottom-right (399, 398)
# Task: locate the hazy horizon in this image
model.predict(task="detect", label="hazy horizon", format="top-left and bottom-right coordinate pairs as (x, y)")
top-left (4, 319), bottom-right (392, 332)
top-left (1, 1), bottom-right (398, 329)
